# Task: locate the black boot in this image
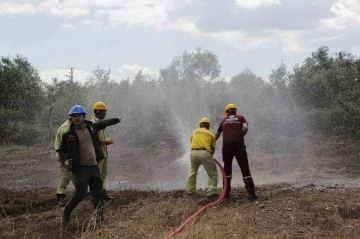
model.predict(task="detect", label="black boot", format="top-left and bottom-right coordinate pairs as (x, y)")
top-left (103, 190), bottom-right (114, 201)
top-left (244, 177), bottom-right (258, 200)
top-left (56, 193), bottom-right (65, 201)
top-left (62, 209), bottom-right (71, 228)
top-left (223, 176), bottom-right (232, 198)
top-left (56, 194), bottom-right (66, 206)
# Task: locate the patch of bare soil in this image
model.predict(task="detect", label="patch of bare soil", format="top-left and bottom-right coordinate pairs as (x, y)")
top-left (1, 185), bottom-right (360, 238)
top-left (0, 137), bottom-right (360, 238)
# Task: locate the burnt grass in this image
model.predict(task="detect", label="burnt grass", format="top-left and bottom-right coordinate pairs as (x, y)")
top-left (0, 137), bottom-right (360, 238)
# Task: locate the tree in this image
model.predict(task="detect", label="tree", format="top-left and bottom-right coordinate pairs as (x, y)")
top-left (42, 79), bottom-right (87, 139)
top-left (160, 47), bottom-right (221, 82)
top-left (0, 55), bottom-right (45, 144)
top-left (269, 61), bottom-right (289, 89)
top-left (289, 46), bottom-right (360, 138)
top-left (269, 61), bottom-right (292, 107)
top-left (85, 66), bottom-right (111, 86)
top-left (230, 68), bottom-right (264, 108)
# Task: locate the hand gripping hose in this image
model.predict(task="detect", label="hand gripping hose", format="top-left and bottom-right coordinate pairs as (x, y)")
top-left (163, 158), bottom-right (227, 239)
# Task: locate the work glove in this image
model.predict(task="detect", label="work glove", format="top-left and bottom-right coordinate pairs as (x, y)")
top-left (104, 138), bottom-right (114, 145)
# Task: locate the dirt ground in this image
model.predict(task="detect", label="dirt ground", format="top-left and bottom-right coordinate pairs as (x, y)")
top-left (1, 185), bottom-right (360, 239)
top-left (0, 138), bottom-right (360, 238)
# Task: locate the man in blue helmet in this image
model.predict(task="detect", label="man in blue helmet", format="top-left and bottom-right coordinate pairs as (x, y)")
top-left (57, 105), bottom-right (121, 228)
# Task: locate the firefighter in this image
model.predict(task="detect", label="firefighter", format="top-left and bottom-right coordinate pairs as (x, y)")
top-left (91, 101), bottom-right (114, 201)
top-left (58, 105), bottom-right (121, 228)
top-left (186, 118), bottom-right (218, 197)
top-left (215, 103), bottom-right (258, 200)
top-left (54, 110), bottom-right (74, 205)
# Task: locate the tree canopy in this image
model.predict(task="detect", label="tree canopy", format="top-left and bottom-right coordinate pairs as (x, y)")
top-left (1, 46), bottom-right (360, 146)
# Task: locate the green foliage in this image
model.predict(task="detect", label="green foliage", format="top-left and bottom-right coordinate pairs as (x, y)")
top-left (229, 69), bottom-right (265, 110)
top-left (85, 66), bottom-right (111, 86)
top-left (8, 122), bottom-right (47, 145)
top-left (41, 78), bottom-right (87, 139)
top-left (160, 47), bottom-right (221, 82)
top-left (0, 55), bottom-right (45, 144)
top-left (290, 46), bottom-right (360, 138)
top-left (0, 55), bottom-right (44, 118)
top-left (2, 45), bottom-right (360, 147)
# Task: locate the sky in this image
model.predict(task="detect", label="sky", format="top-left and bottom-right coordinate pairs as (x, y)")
top-left (1, 0), bottom-right (360, 84)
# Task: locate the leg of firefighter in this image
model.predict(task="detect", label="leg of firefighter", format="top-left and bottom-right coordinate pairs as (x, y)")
top-left (222, 145), bottom-right (235, 198)
top-left (101, 158), bottom-right (108, 189)
top-left (57, 162), bottom-right (74, 203)
top-left (62, 169), bottom-right (89, 228)
top-left (89, 166), bottom-right (104, 226)
top-left (234, 145), bottom-right (257, 199)
top-left (186, 151), bottom-right (201, 194)
top-left (98, 158), bottom-right (112, 201)
top-left (201, 151), bottom-right (218, 197)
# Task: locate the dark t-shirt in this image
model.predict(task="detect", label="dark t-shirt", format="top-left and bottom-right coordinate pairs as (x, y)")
top-left (217, 115), bottom-right (247, 144)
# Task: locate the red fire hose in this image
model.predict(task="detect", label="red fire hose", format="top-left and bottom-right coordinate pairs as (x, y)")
top-left (163, 158), bottom-right (227, 239)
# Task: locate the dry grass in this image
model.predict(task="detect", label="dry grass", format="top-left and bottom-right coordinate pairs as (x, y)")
top-left (1, 138), bottom-right (360, 238)
top-left (1, 186), bottom-right (360, 239)
top-left (0, 185), bottom-right (360, 239)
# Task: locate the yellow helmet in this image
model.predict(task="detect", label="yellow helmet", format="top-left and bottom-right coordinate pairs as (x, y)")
top-left (199, 117), bottom-right (210, 126)
top-left (224, 103), bottom-right (238, 115)
top-left (93, 101), bottom-right (108, 111)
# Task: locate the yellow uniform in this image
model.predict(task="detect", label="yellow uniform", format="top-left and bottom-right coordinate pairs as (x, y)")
top-left (190, 127), bottom-right (216, 153)
top-left (55, 120), bottom-right (74, 195)
top-left (91, 116), bottom-right (108, 189)
top-left (186, 127), bottom-right (218, 195)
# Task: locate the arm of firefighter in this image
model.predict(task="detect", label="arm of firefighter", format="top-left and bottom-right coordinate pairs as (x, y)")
top-left (242, 122), bottom-right (248, 136)
top-left (211, 135), bottom-right (216, 155)
top-left (54, 129), bottom-right (62, 160)
top-left (211, 146), bottom-right (215, 155)
top-left (55, 126), bottom-right (68, 160)
top-left (215, 131), bottom-right (221, 140)
top-left (92, 117), bottom-right (121, 131)
top-left (215, 122), bottom-right (223, 140)
top-left (57, 133), bottom-right (69, 164)
top-left (55, 129), bottom-right (61, 151)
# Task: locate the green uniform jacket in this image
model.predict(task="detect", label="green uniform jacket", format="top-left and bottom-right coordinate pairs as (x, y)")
top-left (55, 120), bottom-right (71, 160)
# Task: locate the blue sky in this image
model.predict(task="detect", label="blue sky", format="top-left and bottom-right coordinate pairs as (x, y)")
top-left (1, 0), bottom-right (360, 84)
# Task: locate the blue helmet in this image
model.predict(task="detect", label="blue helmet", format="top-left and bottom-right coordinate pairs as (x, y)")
top-left (69, 105), bottom-right (86, 116)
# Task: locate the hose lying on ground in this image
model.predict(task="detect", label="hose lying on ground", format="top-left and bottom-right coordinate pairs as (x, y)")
top-left (163, 158), bottom-right (227, 239)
